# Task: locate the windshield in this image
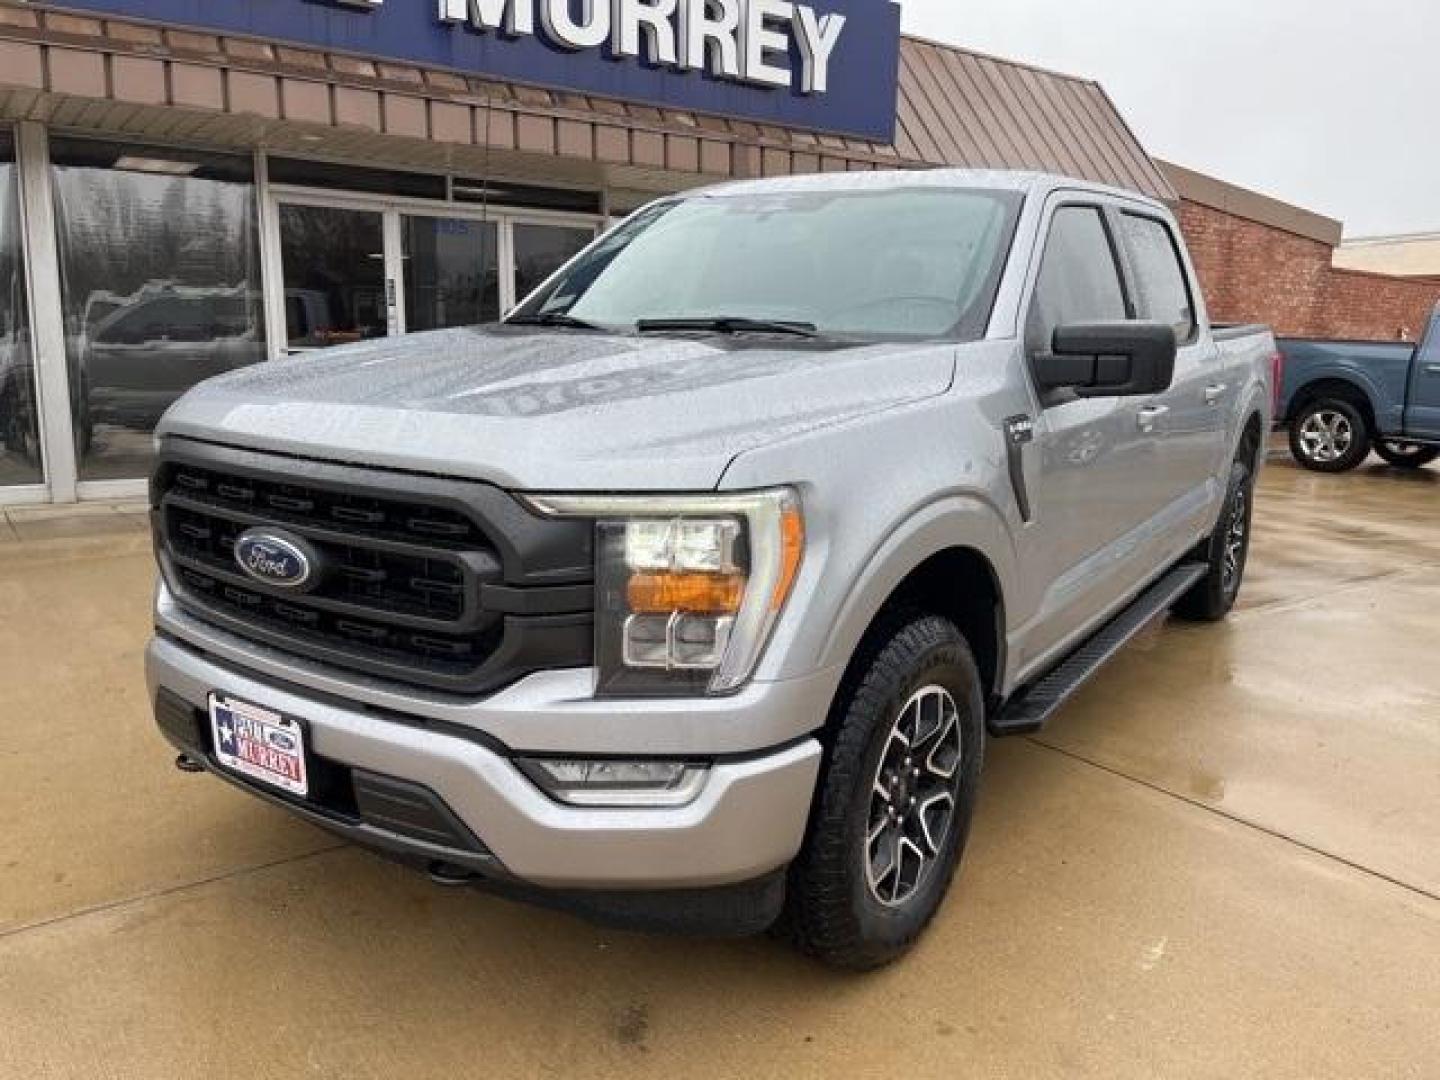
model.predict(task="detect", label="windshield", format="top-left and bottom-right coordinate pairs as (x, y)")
top-left (511, 187), bottom-right (1023, 342)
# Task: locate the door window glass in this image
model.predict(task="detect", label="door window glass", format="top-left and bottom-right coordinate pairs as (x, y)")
top-left (513, 223), bottom-right (595, 306)
top-left (51, 139), bottom-right (264, 483)
top-left (402, 216), bottom-right (500, 331)
top-left (1026, 206), bottom-right (1127, 355)
top-left (1119, 213), bottom-right (1197, 342)
top-left (279, 205), bottom-right (387, 348)
top-left (0, 131), bottom-right (41, 487)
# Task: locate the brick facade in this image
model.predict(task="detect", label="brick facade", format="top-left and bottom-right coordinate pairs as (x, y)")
top-left (1177, 199), bottom-right (1440, 343)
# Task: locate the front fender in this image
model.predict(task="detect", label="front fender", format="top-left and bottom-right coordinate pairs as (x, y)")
top-left (816, 493), bottom-right (1017, 676)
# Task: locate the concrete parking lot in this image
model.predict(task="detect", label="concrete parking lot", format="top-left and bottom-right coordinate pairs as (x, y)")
top-left (2, 455), bottom-right (1437, 1079)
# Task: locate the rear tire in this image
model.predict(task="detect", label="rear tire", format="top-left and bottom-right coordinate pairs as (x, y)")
top-left (1175, 460), bottom-right (1254, 622)
top-left (1373, 441), bottom-right (1439, 469)
top-left (1289, 397), bottom-right (1370, 473)
top-left (787, 614), bottom-right (984, 971)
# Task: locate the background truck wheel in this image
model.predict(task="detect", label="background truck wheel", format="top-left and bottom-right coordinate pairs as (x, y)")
top-left (1289, 398), bottom-right (1370, 472)
top-left (1373, 441), bottom-right (1439, 469)
top-left (1175, 460), bottom-right (1254, 622)
top-left (786, 613), bottom-right (984, 971)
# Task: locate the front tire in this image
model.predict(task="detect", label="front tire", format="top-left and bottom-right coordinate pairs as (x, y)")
top-left (787, 614), bottom-right (985, 970)
top-left (1175, 460), bottom-right (1254, 622)
top-left (1373, 441), bottom-right (1439, 469)
top-left (1289, 398), bottom-right (1370, 472)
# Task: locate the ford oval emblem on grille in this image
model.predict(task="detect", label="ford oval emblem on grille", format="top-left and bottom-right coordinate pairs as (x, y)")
top-left (234, 529), bottom-right (319, 592)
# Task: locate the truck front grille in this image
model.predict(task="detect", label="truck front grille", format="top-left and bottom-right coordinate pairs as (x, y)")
top-left (153, 440), bottom-right (594, 694)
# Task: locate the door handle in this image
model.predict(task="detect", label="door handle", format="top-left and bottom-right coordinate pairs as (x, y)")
top-left (1137, 405), bottom-right (1170, 433)
top-left (1425, 363), bottom-right (1440, 376)
top-left (1204, 383), bottom-right (1229, 405)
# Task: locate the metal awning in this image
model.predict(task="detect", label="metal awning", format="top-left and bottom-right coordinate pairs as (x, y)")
top-left (0, 3), bottom-right (1173, 201)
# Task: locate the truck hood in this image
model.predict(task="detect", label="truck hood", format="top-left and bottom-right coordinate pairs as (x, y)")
top-left (158, 326), bottom-right (958, 490)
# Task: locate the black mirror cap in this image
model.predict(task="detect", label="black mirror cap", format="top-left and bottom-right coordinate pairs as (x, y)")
top-left (1038, 321), bottom-right (1178, 399)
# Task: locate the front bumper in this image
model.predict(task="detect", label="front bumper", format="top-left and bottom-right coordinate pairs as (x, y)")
top-left (145, 631), bottom-right (824, 893)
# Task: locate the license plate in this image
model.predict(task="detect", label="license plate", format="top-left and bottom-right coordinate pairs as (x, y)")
top-left (208, 694), bottom-right (309, 799)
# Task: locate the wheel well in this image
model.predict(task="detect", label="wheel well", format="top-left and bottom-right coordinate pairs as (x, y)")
top-left (1238, 412), bottom-right (1264, 472)
top-left (1290, 379), bottom-right (1376, 436)
top-left (856, 548), bottom-right (1004, 709)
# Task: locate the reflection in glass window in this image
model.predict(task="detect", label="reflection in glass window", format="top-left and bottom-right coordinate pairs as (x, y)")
top-left (0, 131), bottom-right (41, 487)
top-left (403, 216), bottom-right (499, 332)
top-left (513, 223), bottom-right (596, 306)
top-left (279, 205), bottom-right (387, 348)
top-left (51, 139), bottom-right (265, 482)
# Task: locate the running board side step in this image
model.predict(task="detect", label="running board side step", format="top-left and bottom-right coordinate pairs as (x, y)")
top-left (989, 562), bottom-right (1209, 737)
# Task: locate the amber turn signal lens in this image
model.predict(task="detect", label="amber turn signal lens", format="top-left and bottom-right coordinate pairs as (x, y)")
top-left (627, 572), bottom-right (745, 615)
top-left (771, 503), bottom-right (805, 612)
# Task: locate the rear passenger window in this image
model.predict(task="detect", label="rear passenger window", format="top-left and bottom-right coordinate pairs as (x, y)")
top-left (1119, 213), bottom-right (1196, 343)
top-left (1026, 206), bottom-right (1127, 356)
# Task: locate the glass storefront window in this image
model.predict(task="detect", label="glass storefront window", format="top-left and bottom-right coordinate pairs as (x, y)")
top-left (513, 223), bottom-right (597, 306)
top-left (51, 139), bottom-right (265, 483)
top-left (279, 205), bottom-right (388, 349)
top-left (0, 131), bottom-right (41, 488)
top-left (402, 216), bottom-right (500, 332)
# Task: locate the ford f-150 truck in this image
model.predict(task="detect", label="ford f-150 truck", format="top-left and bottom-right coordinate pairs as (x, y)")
top-left (146, 171), bottom-right (1274, 969)
top-left (1278, 302), bottom-right (1440, 472)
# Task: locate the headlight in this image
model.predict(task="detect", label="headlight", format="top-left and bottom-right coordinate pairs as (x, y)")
top-left (522, 489), bottom-right (804, 696)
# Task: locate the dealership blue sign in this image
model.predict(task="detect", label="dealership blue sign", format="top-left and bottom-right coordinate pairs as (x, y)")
top-left (46, 0), bottom-right (902, 141)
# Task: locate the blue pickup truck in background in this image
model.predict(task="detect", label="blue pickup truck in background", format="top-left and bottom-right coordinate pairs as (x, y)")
top-left (1277, 302), bottom-right (1440, 472)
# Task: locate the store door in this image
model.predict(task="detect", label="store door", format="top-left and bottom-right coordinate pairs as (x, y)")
top-left (401, 215), bottom-right (500, 331)
top-left (277, 203), bottom-right (391, 351)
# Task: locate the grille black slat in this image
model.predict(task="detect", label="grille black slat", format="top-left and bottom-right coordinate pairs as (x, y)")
top-left (216, 483), bottom-right (255, 503)
top-left (332, 506), bottom-right (386, 526)
top-left (153, 443), bottom-right (595, 695)
top-left (267, 494), bottom-right (315, 513)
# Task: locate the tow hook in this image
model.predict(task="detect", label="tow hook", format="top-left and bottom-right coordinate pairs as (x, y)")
top-left (427, 861), bottom-right (480, 888)
top-left (174, 753), bottom-right (205, 774)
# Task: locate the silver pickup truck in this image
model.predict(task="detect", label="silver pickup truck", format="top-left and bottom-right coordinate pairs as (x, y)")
top-left (147, 171), bottom-right (1274, 968)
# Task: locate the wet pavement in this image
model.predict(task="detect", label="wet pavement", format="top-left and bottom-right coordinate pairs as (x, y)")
top-left (1, 457), bottom-right (1437, 1079)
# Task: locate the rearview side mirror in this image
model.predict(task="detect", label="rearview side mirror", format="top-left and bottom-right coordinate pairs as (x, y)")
top-left (1034, 321), bottom-right (1177, 399)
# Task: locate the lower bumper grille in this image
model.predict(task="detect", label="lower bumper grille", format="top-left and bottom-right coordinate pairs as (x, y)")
top-left (154, 688), bottom-right (492, 860)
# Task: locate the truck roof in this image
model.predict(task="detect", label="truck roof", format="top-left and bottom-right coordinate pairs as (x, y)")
top-left (685, 169), bottom-right (1170, 211)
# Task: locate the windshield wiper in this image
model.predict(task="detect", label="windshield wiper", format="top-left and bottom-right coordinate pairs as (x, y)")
top-left (635, 316), bottom-right (823, 339)
top-left (507, 312), bottom-right (606, 331)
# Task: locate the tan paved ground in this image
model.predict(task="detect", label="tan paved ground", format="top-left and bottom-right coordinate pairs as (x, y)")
top-left (1, 456), bottom-right (1437, 1079)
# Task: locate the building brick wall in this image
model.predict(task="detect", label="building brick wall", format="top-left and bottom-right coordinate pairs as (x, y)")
top-left (1177, 200), bottom-right (1440, 342)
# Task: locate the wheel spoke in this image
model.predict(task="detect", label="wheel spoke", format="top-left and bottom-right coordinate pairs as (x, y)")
top-left (912, 688), bottom-right (954, 751)
top-left (893, 838), bottom-right (925, 903)
top-left (867, 815), bottom-right (890, 847)
top-left (916, 792), bottom-right (955, 856)
top-left (924, 709), bottom-right (960, 780)
top-left (868, 826), bottom-right (899, 894)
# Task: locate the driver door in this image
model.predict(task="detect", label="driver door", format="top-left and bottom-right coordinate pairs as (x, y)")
top-left (1013, 200), bottom-right (1175, 674)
